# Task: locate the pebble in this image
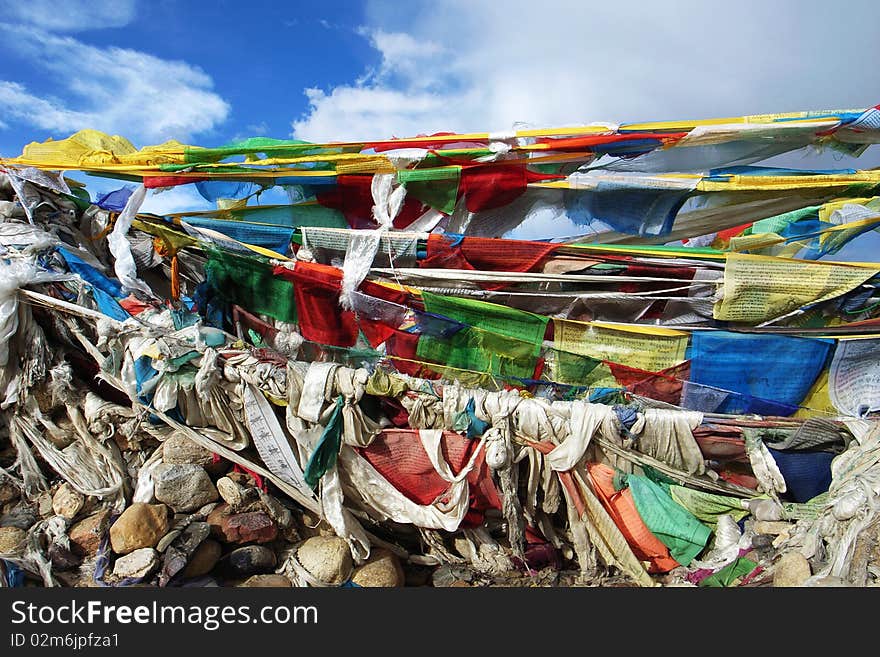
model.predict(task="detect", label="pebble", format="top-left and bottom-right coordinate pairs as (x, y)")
top-left (36, 491), bottom-right (55, 518)
top-left (296, 536), bottom-right (353, 585)
top-left (113, 548), bottom-right (160, 580)
top-left (773, 552), bottom-right (811, 587)
top-left (216, 477), bottom-right (246, 509)
top-left (238, 574), bottom-right (291, 587)
top-left (109, 503), bottom-right (170, 555)
top-left (163, 433), bottom-right (222, 472)
top-left (0, 507), bottom-right (37, 530)
top-left (812, 575), bottom-right (853, 587)
top-left (753, 521), bottom-right (794, 536)
top-left (0, 526), bottom-right (27, 554)
top-left (431, 565), bottom-right (474, 587)
top-left (52, 483), bottom-right (85, 520)
top-left (67, 509), bottom-right (110, 555)
top-left (48, 543), bottom-right (82, 571)
top-left (226, 545), bottom-right (276, 577)
top-left (153, 463), bottom-right (219, 513)
top-left (0, 481), bottom-right (18, 505)
top-left (217, 511), bottom-right (278, 544)
top-left (351, 549), bottom-right (405, 587)
top-left (183, 539), bottom-right (223, 578)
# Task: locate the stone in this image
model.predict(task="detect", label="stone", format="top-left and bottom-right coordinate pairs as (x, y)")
top-left (812, 576), bottom-right (854, 587)
top-left (52, 483), bottom-right (85, 520)
top-left (216, 477), bottom-right (246, 508)
top-left (36, 491), bottom-right (55, 518)
top-left (48, 543), bottom-right (81, 571)
top-left (431, 565), bottom-right (474, 587)
top-left (0, 526), bottom-right (26, 554)
top-left (153, 463), bottom-right (218, 513)
top-left (207, 503), bottom-right (230, 536)
top-left (217, 511), bottom-right (277, 544)
top-left (0, 506), bottom-right (37, 530)
top-left (257, 490), bottom-right (293, 529)
top-left (226, 545), bottom-right (276, 577)
top-left (69, 509), bottom-right (112, 555)
top-left (296, 536), bottom-right (353, 586)
top-left (753, 521), bottom-right (794, 536)
top-left (751, 534), bottom-right (774, 550)
top-left (162, 433), bottom-right (222, 472)
top-left (0, 480), bottom-right (18, 505)
top-left (113, 548), bottom-right (160, 580)
top-left (215, 478), bottom-right (264, 514)
top-left (159, 522), bottom-right (213, 585)
top-left (238, 574), bottom-right (291, 587)
top-left (109, 503), bottom-right (170, 555)
top-left (183, 539), bottom-right (223, 578)
top-left (351, 548), bottom-right (405, 587)
top-left (773, 552), bottom-right (811, 587)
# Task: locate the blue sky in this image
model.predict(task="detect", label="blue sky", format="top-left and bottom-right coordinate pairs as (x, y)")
top-left (0, 0), bottom-right (879, 253)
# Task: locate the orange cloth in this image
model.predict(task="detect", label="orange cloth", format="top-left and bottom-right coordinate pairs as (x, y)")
top-left (586, 463), bottom-right (680, 573)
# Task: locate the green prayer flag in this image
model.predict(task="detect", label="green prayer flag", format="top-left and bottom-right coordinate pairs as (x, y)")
top-left (205, 248), bottom-right (297, 323)
top-left (417, 292), bottom-right (548, 378)
top-left (304, 396), bottom-right (344, 490)
top-left (625, 473), bottom-right (711, 566)
top-left (399, 166), bottom-right (462, 215)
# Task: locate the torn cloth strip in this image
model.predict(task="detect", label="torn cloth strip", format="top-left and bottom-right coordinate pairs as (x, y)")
top-left (304, 396), bottom-right (344, 490)
top-left (57, 247), bottom-right (123, 298)
top-left (355, 428), bottom-right (502, 527)
top-left (272, 261), bottom-right (407, 347)
top-left (608, 360), bottom-right (691, 406)
top-left (586, 463), bottom-right (680, 574)
top-left (420, 234), bottom-right (558, 274)
top-left (688, 331), bottom-right (833, 414)
top-left (95, 187), bottom-right (134, 212)
top-left (316, 175), bottom-right (428, 230)
top-left (459, 164), bottom-right (560, 213)
top-left (181, 215), bottom-right (294, 256)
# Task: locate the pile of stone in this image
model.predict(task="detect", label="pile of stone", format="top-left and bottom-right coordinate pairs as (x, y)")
top-left (0, 432), bottom-right (405, 588)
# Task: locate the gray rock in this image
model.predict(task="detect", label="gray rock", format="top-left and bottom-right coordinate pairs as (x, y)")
top-left (153, 463), bottom-right (218, 513)
top-left (162, 433), bottom-right (220, 471)
top-left (0, 480), bottom-right (19, 505)
top-left (49, 543), bottom-right (82, 571)
top-left (431, 565), bottom-right (474, 587)
top-left (226, 545), bottom-right (276, 577)
top-left (0, 507), bottom-right (37, 530)
top-left (113, 548), bottom-right (160, 580)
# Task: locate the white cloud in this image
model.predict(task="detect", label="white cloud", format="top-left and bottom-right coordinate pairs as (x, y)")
top-left (292, 0), bottom-right (880, 145)
top-left (0, 0), bottom-right (136, 32)
top-left (0, 25), bottom-right (229, 145)
top-left (140, 186), bottom-right (214, 216)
